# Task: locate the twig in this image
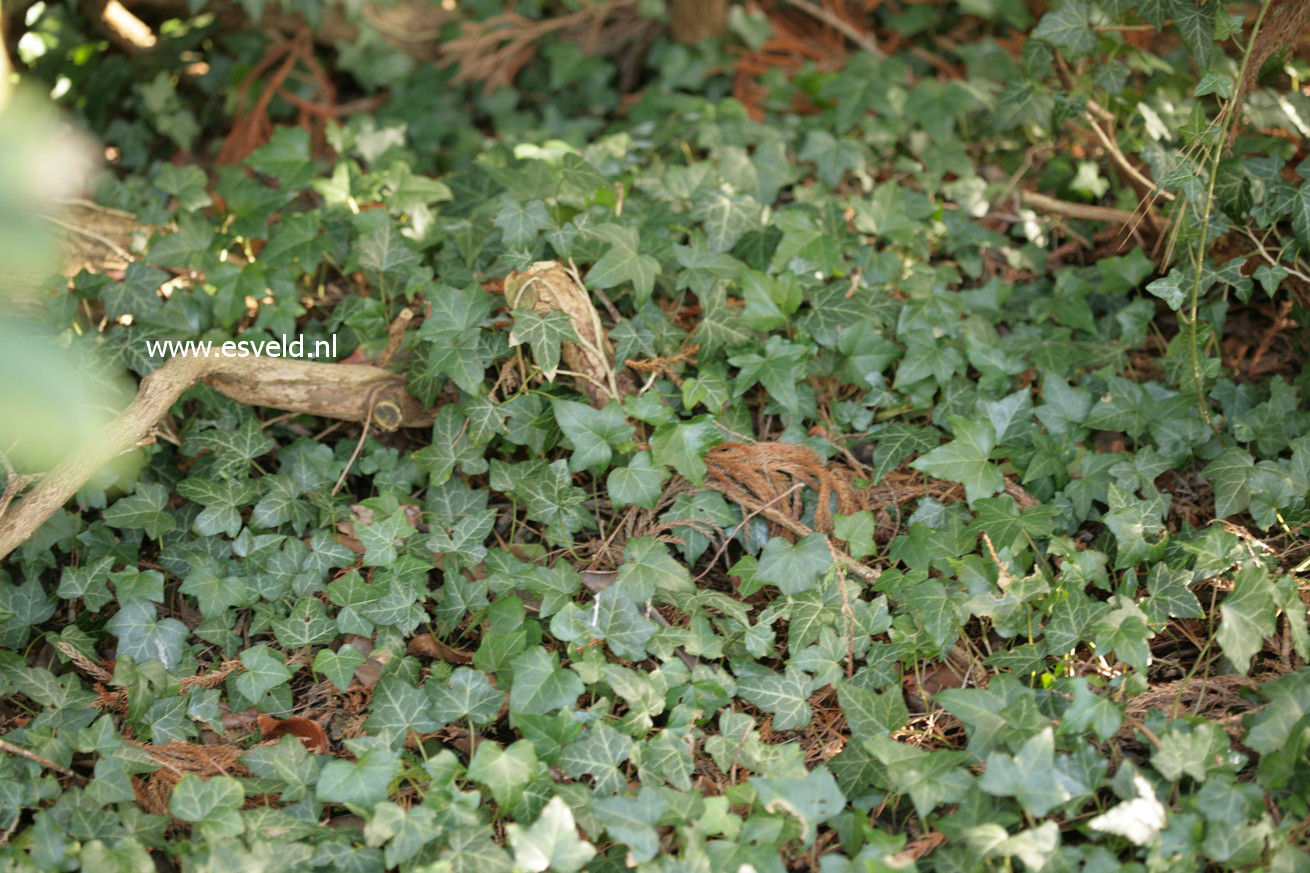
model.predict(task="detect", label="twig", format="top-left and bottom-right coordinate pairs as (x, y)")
top-left (38, 213), bottom-right (137, 263)
top-left (694, 483), bottom-right (804, 583)
top-left (0, 355), bottom-right (434, 560)
top-left (1019, 190), bottom-right (1151, 226)
top-left (376, 307), bottom-right (415, 367)
top-left (1083, 113), bottom-right (1176, 204)
top-left (331, 399), bottom-right (375, 497)
top-left (780, 0), bottom-right (883, 57)
top-left (0, 737), bottom-right (76, 777)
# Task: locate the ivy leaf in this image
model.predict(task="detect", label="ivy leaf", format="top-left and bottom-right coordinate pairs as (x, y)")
top-left (820, 53), bottom-right (893, 132)
top-left (468, 740), bottom-right (538, 808)
top-left (509, 647), bottom-right (583, 716)
top-left (1143, 564), bottom-right (1203, 622)
top-left (560, 721), bottom-right (633, 796)
top-left (418, 285), bottom-right (493, 395)
top-left (616, 536), bottom-right (693, 602)
top-left (169, 774), bottom-right (244, 840)
top-left (511, 309), bottom-right (578, 379)
top-left (865, 735), bottom-right (973, 819)
top-left (102, 261), bottom-right (165, 321)
top-left (1202, 447), bottom-right (1255, 519)
top-left (750, 766), bottom-right (846, 848)
top-left (494, 196), bottom-right (553, 249)
top-left (247, 126), bottom-right (316, 189)
top-left (177, 477), bottom-right (258, 538)
top-left (507, 796), bottom-right (597, 873)
top-left (729, 336), bottom-right (808, 415)
top-left (317, 743), bottom-right (402, 809)
top-left (355, 508), bottom-right (415, 569)
top-left (1032, 0), bottom-right (1098, 58)
top-left (366, 674), bottom-right (439, 736)
top-left (833, 511), bottom-right (876, 560)
top-left (911, 417), bottom-right (1004, 505)
top-left (364, 801), bottom-right (441, 868)
top-left (102, 482), bottom-right (177, 539)
top-left (736, 667), bottom-right (812, 730)
top-left (107, 601), bottom-right (188, 670)
top-left (1060, 678), bottom-right (1123, 741)
top-left (978, 727), bottom-right (1070, 817)
top-left (692, 188), bottom-right (762, 252)
top-left (649, 415), bottom-right (723, 485)
top-left (870, 424), bottom-right (939, 485)
top-left (901, 580), bottom-right (964, 653)
top-left (235, 645), bottom-right (292, 701)
top-left (313, 644), bottom-right (367, 692)
top-left (1245, 671), bottom-right (1310, 756)
top-left (155, 164), bottom-right (212, 211)
top-left (606, 451), bottom-right (670, 509)
top-left (1217, 564), bottom-right (1277, 674)
top-left (592, 788), bottom-right (666, 864)
top-left (756, 534), bottom-right (833, 595)
top-left (1088, 773), bottom-right (1167, 846)
top-left (180, 560), bottom-right (248, 618)
top-left (586, 224), bottom-right (660, 302)
top-left (1171, 0), bottom-right (1214, 67)
top-left (183, 417), bottom-right (276, 479)
top-left (429, 668), bottom-right (505, 728)
top-left (1104, 484), bottom-right (1168, 568)
top-left (837, 679), bottom-right (908, 740)
top-left (57, 556), bottom-right (116, 613)
top-left (551, 399), bottom-right (632, 472)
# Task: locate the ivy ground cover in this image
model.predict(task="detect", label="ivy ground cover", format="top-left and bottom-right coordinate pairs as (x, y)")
top-left (1, 0), bottom-right (1310, 870)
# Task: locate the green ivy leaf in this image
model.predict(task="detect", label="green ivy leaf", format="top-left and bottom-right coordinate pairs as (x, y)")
top-left (506, 796), bottom-right (596, 873)
top-left (1217, 564), bottom-right (1277, 674)
top-left (107, 601), bottom-right (188, 670)
top-left (1032, 0), bottom-right (1098, 58)
top-left (494, 196), bottom-right (553, 249)
top-left (736, 667), bottom-right (812, 730)
top-left (313, 644), bottom-right (367, 692)
top-left (586, 224), bottom-right (660, 302)
top-left (616, 536), bottom-right (693, 602)
top-left (102, 482), bottom-right (177, 539)
top-left (551, 399), bottom-right (632, 472)
top-left (429, 668), bottom-right (505, 728)
top-left (1202, 447), bottom-right (1255, 519)
top-left (756, 534), bottom-right (833, 595)
top-left (649, 415), bottom-right (723, 485)
top-left (468, 740), bottom-right (539, 808)
top-left (911, 417), bottom-right (1004, 505)
top-left (169, 774), bottom-right (244, 840)
top-left (592, 788), bottom-right (665, 864)
top-left (235, 645), bottom-right (292, 701)
top-left (317, 742), bottom-right (402, 809)
top-left (606, 451), bottom-right (670, 509)
top-left (509, 647), bottom-right (583, 716)
top-left (978, 727), bottom-right (1070, 817)
top-left (865, 735), bottom-right (973, 819)
top-left (511, 309), bottom-right (578, 379)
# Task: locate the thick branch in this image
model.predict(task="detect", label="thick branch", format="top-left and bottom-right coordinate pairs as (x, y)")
top-left (0, 355), bottom-right (434, 561)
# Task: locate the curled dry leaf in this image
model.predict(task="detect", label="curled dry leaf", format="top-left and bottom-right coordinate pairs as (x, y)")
top-left (504, 260), bottom-right (626, 407)
top-left (257, 714), bottom-right (330, 753)
top-left (407, 633), bottom-right (473, 664)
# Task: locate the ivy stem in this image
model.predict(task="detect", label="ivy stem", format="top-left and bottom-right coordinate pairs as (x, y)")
top-left (1186, 0), bottom-right (1274, 428)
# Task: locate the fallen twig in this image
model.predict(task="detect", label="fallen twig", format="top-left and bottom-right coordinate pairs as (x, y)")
top-left (0, 355), bottom-right (434, 560)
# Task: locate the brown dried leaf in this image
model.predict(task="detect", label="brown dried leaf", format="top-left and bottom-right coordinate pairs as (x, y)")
top-left (257, 714), bottom-right (330, 753)
top-left (407, 633), bottom-right (473, 664)
top-left (504, 260), bottom-right (625, 407)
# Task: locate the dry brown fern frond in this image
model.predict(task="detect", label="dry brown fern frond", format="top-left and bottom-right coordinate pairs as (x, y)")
top-left (442, 0), bottom-right (650, 91)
